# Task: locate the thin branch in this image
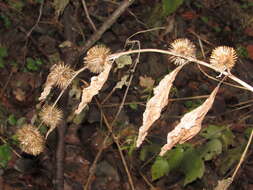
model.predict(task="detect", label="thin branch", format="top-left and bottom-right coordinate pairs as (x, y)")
top-left (79, 0), bottom-right (135, 53)
top-left (108, 49), bottom-right (253, 93)
top-left (232, 129), bottom-right (253, 179)
top-left (81, 0), bottom-right (97, 32)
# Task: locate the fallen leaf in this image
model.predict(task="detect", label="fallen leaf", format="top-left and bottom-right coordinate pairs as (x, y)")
top-left (160, 84), bottom-right (220, 156)
top-left (139, 76), bottom-right (155, 89)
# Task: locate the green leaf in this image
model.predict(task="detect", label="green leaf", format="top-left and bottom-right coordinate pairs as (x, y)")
top-left (218, 145), bottom-right (244, 175)
top-left (7, 114), bottom-right (17, 126)
top-left (200, 125), bottom-right (226, 139)
top-left (115, 55), bottom-right (132, 69)
top-left (220, 129), bottom-right (235, 149)
top-left (198, 139), bottom-right (222, 161)
top-left (162, 0), bottom-right (184, 16)
top-left (180, 148), bottom-right (205, 185)
top-left (26, 57), bottom-right (39, 71)
top-left (0, 46), bottom-right (8, 58)
top-left (139, 144), bottom-right (161, 161)
top-left (151, 157), bottom-right (170, 180)
top-left (163, 147), bottom-right (184, 171)
top-left (35, 59), bottom-right (43, 65)
top-left (129, 103), bottom-right (138, 110)
top-left (0, 144), bottom-right (12, 168)
top-left (200, 16), bottom-right (209, 24)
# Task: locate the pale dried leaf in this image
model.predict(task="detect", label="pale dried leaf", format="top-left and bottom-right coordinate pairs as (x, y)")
top-left (75, 63), bottom-right (112, 114)
top-left (139, 76), bottom-right (155, 89)
top-left (38, 82), bottom-right (54, 101)
top-left (115, 75), bottom-right (130, 89)
top-left (136, 65), bottom-right (184, 148)
top-left (214, 178), bottom-right (233, 190)
top-left (160, 85), bottom-right (220, 156)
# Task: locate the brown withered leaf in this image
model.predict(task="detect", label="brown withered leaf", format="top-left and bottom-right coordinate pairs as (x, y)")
top-left (139, 76), bottom-right (155, 89)
top-left (160, 84), bottom-right (220, 156)
top-left (75, 63), bottom-right (112, 114)
top-left (136, 65), bottom-right (185, 148)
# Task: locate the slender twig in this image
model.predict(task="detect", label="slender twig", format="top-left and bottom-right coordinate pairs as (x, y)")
top-left (52, 66), bottom-right (87, 108)
top-left (100, 109), bottom-right (135, 190)
top-left (108, 49), bottom-right (253, 93)
top-left (26, 0), bottom-right (44, 38)
top-left (232, 129), bottom-right (253, 179)
top-left (79, 0), bottom-right (135, 53)
top-left (84, 134), bottom-right (110, 190)
top-left (81, 0), bottom-right (97, 32)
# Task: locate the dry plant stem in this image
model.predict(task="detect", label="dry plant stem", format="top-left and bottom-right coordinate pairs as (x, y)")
top-left (108, 49), bottom-right (253, 93)
top-left (95, 98), bottom-right (135, 190)
top-left (84, 134), bottom-right (110, 190)
top-left (101, 111), bottom-right (135, 190)
top-left (231, 129), bottom-right (253, 179)
top-left (80, 0), bottom-right (135, 53)
top-left (26, 0), bottom-right (44, 38)
top-left (139, 171), bottom-right (156, 189)
top-left (52, 66), bottom-right (87, 108)
top-left (22, 0), bottom-right (44, 68)
top-left (81, 0), bottom-right (97, 32)
top-left (112, 41), bottom-right (140, 125)
top-left (197, 63), bottom-right (246, 90)
top-left (102, 95), bottom-right (209, 107)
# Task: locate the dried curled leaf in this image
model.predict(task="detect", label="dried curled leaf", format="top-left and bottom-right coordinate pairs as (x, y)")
top-left (169, 38), bottom-right (196, 66)
top-left (40, 104), bottom-right (63, 138)
top-left (75, 63), bottom-right (112, 114)
top-left (136, 65), bottom-right (184, 148)
top-left (160, 84), bottom-right (220, 156)
top-left (39, 63), bottom-right (75, 101)
top-left (210, 46), bottom-right (237, 73)
top-left (16, 124), bottom-right (45, 155)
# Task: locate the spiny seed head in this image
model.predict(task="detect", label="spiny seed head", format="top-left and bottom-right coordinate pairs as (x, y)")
top-left (49, 62), bottom-right (75, 89)
top-left (40, 104), bottom-right (63, 127)
top-left (210, 46), bottom-right (237, 72)
top-left (169, 38), bottom-right (196, 65)
top-left (84, 45), bottom-right (111, 73)
top-left (16, 124), bottom-right (45, 155)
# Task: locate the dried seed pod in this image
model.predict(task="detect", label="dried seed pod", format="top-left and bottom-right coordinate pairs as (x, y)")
top-left (16, 124), bottom-right (45, 155)
top-left (39, 62), bottom-right (75, 101)
top-left (210, 46), bottom-right (237, 73)
top-left (40, 104), bottom-right (63, 128)
top-left (84, 45), bottom-right (111, 73)
top-left (169, 38), bottom-right (196, 65)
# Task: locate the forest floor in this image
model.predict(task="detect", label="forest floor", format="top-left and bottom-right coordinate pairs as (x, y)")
top-left (0, 0), bottom-right (253, 190)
